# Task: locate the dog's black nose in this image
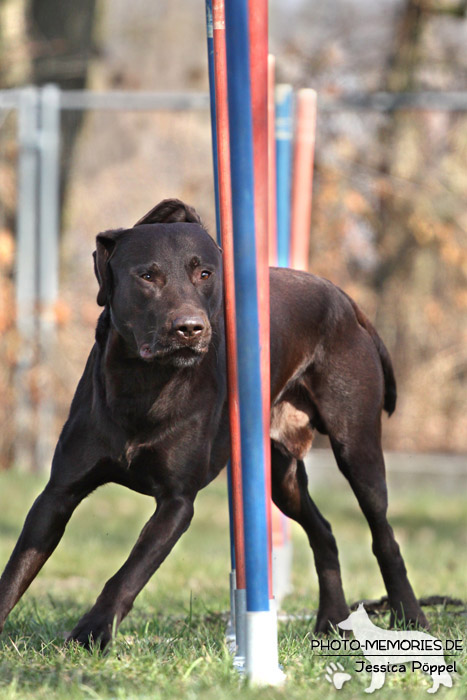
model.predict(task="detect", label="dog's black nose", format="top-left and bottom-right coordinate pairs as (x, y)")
top-left (172, 316), bottom-right (206, 340)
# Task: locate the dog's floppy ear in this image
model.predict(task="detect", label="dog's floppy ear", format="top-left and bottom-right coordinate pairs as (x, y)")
top-left (134, 198), bottom-right (202, 226)
top-left (93, 229), bottom-right (124, 306)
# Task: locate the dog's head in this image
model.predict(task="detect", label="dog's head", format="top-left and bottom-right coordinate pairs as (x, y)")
top-left (93, 199), bottom-right (223, 367)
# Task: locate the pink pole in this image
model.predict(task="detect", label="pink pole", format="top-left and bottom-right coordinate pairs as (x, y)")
top-left (290, 89), bottom-right (317, 271)
top-left (267, 55), bottom-right (278, 267)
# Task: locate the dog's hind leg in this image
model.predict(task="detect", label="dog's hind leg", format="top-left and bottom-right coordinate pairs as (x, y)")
top-left (309, 333), bottom-right (428, 629)
top-left (329, 432), bottom-right (428, 629)
top-left (271, 442), bottom-right (349, 632)
top-left (67, 491), bottom-right (195, 650)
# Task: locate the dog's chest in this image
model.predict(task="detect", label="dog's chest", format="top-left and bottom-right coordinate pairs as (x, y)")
top-left (105, 363), bottom-right (189, 428)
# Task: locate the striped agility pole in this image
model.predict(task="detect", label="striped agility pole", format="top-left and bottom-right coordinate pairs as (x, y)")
top-left (224, 0), bottom-right (284, 684)
top-left (247, 0), bottom-right (273, 605)
top-left (205, 0), bottom-right (247, 661)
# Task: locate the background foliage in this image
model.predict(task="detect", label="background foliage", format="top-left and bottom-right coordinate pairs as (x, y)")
top-left (0, 0), bottom-right (466, 462)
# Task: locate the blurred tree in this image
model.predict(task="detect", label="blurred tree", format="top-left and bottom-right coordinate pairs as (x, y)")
top-left (373, 0), bottom-right (467, 450)
top-left (0, 0), bottom-right (97, 468)
top-left (30, 0), bottom-right (97, 208)
top-left (0, 0), bottom-right (97, 224)
top-left (0, 0), bottom-right (466, 462)
top-left (303, 0), bottom-right (467, 450)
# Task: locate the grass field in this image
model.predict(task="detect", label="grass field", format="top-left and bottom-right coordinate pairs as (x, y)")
top-left (0, 461), bottom-right (465, 699)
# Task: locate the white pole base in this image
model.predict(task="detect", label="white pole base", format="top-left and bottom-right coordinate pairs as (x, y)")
top-left (225, 570), bottom-right (237, 647)
top-left (233, 588), bottom-right (247, 667)
top-left (245, 609), bottom-right (286, 686)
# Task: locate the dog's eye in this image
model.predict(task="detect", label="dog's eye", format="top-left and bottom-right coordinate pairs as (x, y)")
top-left (200, 270), bottom-right (211, 280)
top-left (141, 272), bottom-right (153, 281)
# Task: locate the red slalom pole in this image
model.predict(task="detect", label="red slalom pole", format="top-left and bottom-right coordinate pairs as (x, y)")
top-left (290, 88), bottom-right (317, 271)
top-left (212, 0), bottom-right (245, 587)
top-left (267, 55), bottom-right (278, 267)
top-left (211, 0), bottom-right (247, 663)
top-left (248, 0), bottom-right (272, 602)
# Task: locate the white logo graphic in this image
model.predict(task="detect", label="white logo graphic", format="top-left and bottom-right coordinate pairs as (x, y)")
top-left (337, 603), bottom-right (454, 694)
top-left (325, 661), bottom-right (351, 689)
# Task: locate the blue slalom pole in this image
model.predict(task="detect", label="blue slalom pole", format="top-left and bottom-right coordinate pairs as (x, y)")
top-left (205, 0), bottom-right (222, 241)
top-left (224, 0), bottom-right (269, 616)
top-left (275, 84), bottom-right (294, 267)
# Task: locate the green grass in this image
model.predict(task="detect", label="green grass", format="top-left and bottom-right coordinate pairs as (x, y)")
top-left (0, 466), bottom-right (465, 699)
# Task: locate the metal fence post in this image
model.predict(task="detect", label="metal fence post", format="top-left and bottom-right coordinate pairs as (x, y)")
top-left (36, 84), bottom-right (61, 472)
top-left (14, 86), bottom-right (40, 472)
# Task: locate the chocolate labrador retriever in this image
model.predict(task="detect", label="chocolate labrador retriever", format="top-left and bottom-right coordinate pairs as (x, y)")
top-left (0, 199), bottom-right (427, 649)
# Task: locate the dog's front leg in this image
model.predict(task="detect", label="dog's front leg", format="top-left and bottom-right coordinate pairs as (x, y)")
top-left (0, 481), bottom-right (84, 632)
top-left (67, 492), bottom-right (195, 650)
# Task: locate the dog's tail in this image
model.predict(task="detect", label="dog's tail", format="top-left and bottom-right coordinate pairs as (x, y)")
top-left (344, 293), bottom-right (397, 416)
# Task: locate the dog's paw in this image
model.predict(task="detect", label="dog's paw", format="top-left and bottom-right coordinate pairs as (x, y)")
top-left (314, 605), bottom-right (351, 635)
top-left (389, 605), bottom-right (429, 631)
top-left (67, 611), bottom-right (115, 651)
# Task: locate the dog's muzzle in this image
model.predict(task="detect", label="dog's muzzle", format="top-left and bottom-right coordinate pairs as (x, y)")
top-left (170, 314), bottom-right (207, 344)
top-left (138, 314), bottom-right (212, 364)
